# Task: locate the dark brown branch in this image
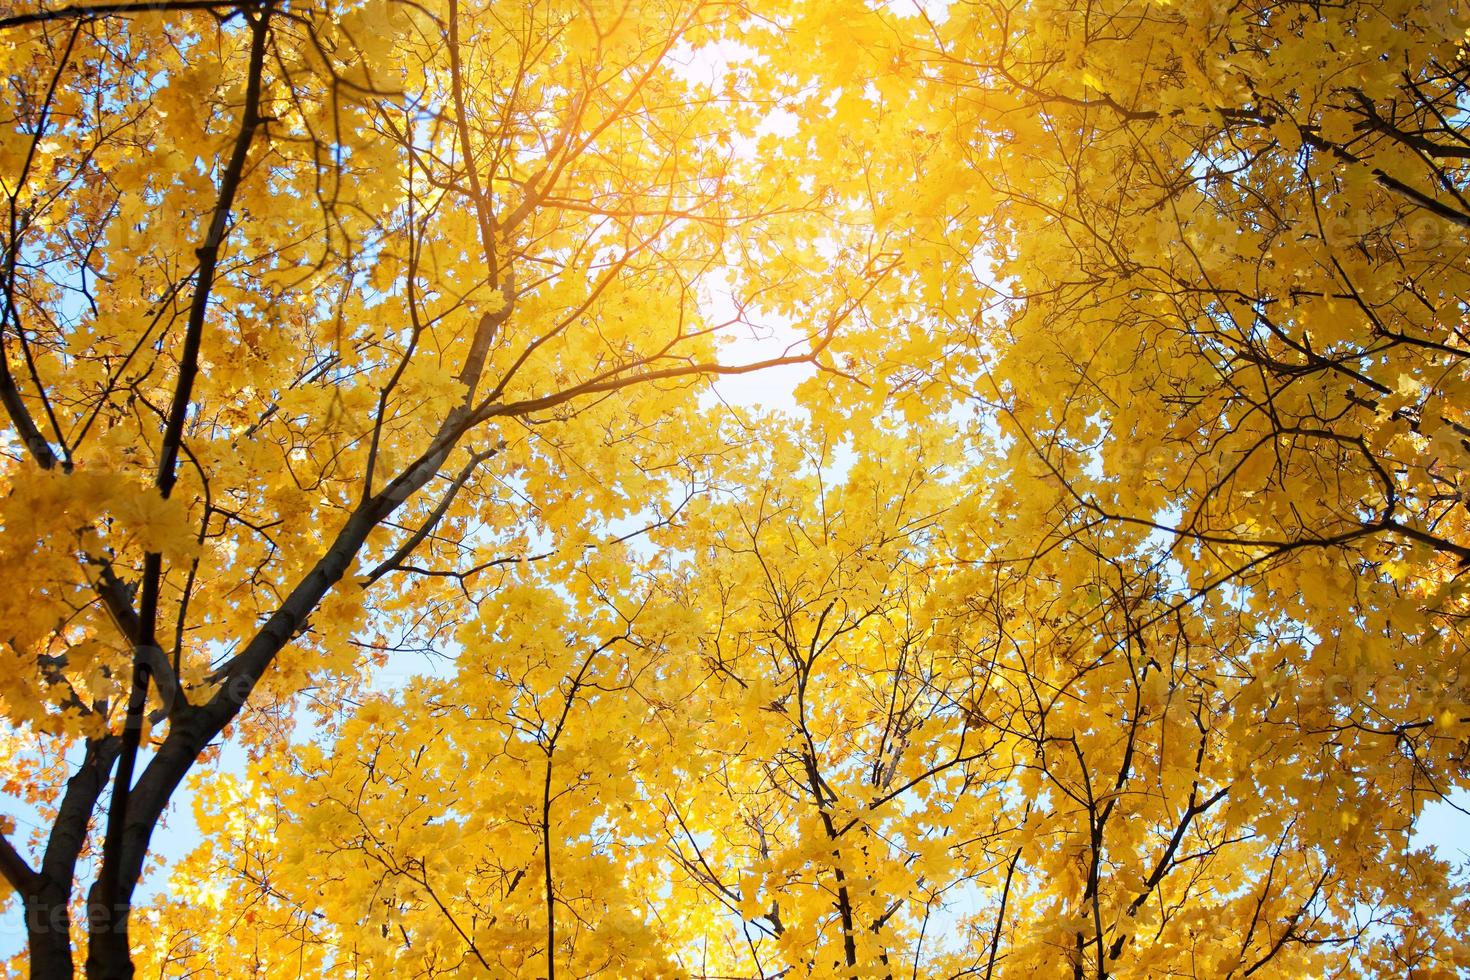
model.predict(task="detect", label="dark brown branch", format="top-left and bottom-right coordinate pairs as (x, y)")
top-left (88, 3), bottom-right (274, 973)
top-left (0, 831), bottom-right (36, 893)
top-left (0, 0), bottom-right (260, 31)
top-left (363, 444), bottom-right (501, 584)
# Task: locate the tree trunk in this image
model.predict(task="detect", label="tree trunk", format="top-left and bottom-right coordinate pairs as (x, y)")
top-left (25, 880), bottom-right (76, 980)
top-left (83, 875), bottom-right (133, 978)
top-left (27, 736), bottom-right (119, 980)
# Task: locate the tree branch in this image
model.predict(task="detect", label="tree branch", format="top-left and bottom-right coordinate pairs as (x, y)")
top-left (0, 0), bottom-right (260, 31)
top-left (0, 830), bottom-right (36, 893)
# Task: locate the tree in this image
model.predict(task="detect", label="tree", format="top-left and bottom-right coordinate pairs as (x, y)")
top-left (5, 0), bottom-right (1470, 977)
top-left (144, 416), bottom-right (1470, 978)
top-left (0, 0), bottom-right (871, 975)
top-left (817, 0), bottom-right (1470, 972)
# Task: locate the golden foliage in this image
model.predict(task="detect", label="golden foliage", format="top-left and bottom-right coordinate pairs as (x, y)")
top-left (0, 0), bottom-right (1467, 977)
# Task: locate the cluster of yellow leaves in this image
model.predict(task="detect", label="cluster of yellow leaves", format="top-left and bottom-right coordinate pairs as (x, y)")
top-left (125, 416), bottom-right (1470, 977)
top-left (2, 0), bottom-right (1470, 976)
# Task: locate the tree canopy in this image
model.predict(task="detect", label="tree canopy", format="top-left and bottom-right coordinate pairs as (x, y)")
top-left (0, 0), bottom-right (1468, 977)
